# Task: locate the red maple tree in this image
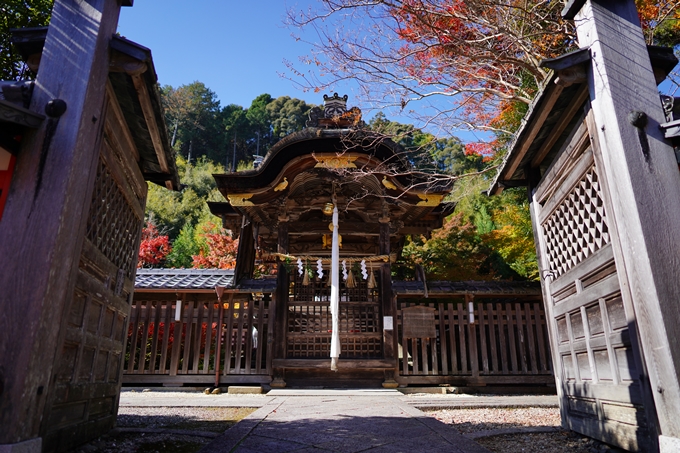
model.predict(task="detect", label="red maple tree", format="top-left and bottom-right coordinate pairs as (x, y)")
top-left (192, 222), bottom-right (239, 269)
top-left (137, 222), bottom-right (171, 268)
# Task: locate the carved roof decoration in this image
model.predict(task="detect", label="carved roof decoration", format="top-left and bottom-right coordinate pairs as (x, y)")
top-left (306, 92), bottom-right (363, 128)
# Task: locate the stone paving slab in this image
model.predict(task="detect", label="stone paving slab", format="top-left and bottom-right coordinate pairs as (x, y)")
top-left (199, 396), bottom-right (494, 453)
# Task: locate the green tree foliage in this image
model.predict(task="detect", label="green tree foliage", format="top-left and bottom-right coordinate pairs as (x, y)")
top-left (161, 82), bottom-right (225, 163)
top-left (165, 223), bottom-right (200, 268)
top-left (161, 87), bottom-right (315, 170)
top-left (367, 113), bottom-right (470, 174)
top-left (267, 96), bottom-right (314, 138)
top-left (1, 0), bottom-right (53, 80)
top-left (145, 155), bottom-right (224, 240)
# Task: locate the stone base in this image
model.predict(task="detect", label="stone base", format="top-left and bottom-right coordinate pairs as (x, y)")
top-left (382, 379), bottom-right (399, 389)
top-left (660, 435), bottom-right (680, 453)
top-left (0, 438), bottom-right (42, 453)
top-left (228, 385), bottom-right (263, 394)
top-left (270, 377), bottom-right (287, 389)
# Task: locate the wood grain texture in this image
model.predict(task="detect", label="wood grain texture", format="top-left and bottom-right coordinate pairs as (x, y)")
top-left (0, 0), bottom-right (122, 444)
top-left (576, 0), bottom-right (680, 439)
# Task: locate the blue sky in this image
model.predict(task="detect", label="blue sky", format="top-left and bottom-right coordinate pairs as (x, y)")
top-left (117, 1), bottom-right (352, 110)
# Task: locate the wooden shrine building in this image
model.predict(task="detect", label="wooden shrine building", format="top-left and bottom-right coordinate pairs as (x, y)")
top-left (490, 0), bottom-right (680, 451)
top-left (200, 94), bottom-right (553, 389)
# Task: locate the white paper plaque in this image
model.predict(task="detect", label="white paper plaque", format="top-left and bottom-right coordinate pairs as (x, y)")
top-left (383, 316), bottom-right (393, 330)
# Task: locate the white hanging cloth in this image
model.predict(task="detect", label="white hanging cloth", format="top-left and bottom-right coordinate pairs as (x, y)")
top-left (330, 205), bottom-right (341, 371)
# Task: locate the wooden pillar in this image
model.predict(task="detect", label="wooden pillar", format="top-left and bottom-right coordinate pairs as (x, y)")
top-left (379, 219), bottom-right (397, 387)
top-left (233, 218), bottom-right (254, 285)
top-left (0, 0), bottom-right (124, 450)
top-left (574, 0), bottom-right (680, 448)
top-left (271, 218), bottom-right (289, 388)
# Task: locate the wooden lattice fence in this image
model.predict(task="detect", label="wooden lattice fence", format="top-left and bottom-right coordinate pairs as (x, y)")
top-left (396, 300), bottom-right (553, 385)
top-left (124, 294), bottom-right (273, 385)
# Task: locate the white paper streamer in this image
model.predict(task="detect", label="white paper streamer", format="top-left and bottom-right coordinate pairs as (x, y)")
top-left (361, 260), bottom-right (368, 279)
top-left (342, 260), bottom-right (348, 280)
top-left (317, 259), bottom-right (324, 279)
top-left (330, 206), bottom-right (341, 370)
top-left (297, 258), bottom-right (303, 276)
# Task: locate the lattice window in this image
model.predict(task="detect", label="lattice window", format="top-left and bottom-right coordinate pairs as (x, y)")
top-left (86, 159), bottom-right (142, 278)
top-left (541, 168), bottom-right (610, 278)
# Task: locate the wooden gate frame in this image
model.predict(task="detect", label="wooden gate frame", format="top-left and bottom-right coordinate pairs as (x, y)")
top-left (491, 0), bottom-right (680, 451)
top-left (0, 2), bottom-right (180, 452)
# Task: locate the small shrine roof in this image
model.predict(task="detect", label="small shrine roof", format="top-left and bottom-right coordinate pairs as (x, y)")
top-left (135, 268), bottom-right (234, 291)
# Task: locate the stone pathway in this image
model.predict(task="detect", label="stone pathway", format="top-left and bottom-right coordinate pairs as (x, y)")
top-left (119, 389), bottom-right (559, 453)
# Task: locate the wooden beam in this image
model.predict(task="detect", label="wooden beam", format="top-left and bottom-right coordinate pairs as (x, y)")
top-left (272, 359), bottom-right (394, 369)
top-left (130, 73), bottom-right (170, 177)
top-left (105, 81), bottom-right (140, 162)
top-left (530, 84), bottom-right (589, 168)
top-left (502, 82), bottom-right (565, 181)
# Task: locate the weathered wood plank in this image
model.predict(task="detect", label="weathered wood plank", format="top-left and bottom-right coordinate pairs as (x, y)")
top-left (149, 301), bottom-right (162, 374)
top-left (525, 304), bottom-right (538, 374)
top-left (158, 300), bottom-right (172, 374)
top-left (487, 303), bottom-right (499, 374)
top-left (191, 301), bottom-right (205, 374)
top-left (457, 304), bottom-right (468, 374)
top-left (202, 300), bottom-right (215, 374)
top-left (497, 303), bottom-right (509, 374)
top-left (438, 304), bottom-right (449, 375)
top-left (506, 304), bottom-right (518, 373)
top-left (127, 300), bottom-right (142, 374)
top-left (140, 298), bottom-right (153, 374)
top-left (478, 303), bottom-right (489, 374)
top-left (246, 298), bottom-right (256, 374)
top-left (169, 295), bottom-right (184, 377)
top-left (534, 302), bottom-right (549, 373)
top-left (575, 0), bottom-right (680, 439)
top-left (223, 294), bottom-right (235, 375)
top-left (181, 300), bottom-right (195, 374)
top-left (0, 0), bottom-right (124, 441)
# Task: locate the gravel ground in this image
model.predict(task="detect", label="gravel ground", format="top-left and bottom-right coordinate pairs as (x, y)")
top-left (425, 407), bottom-right (626, 453)
top-left (427, 407), bottom-right (561, 434)
top-left (73, 407), bottom-right (256, 453)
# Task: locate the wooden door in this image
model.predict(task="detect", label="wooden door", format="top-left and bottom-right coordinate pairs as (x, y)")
top-left (531, 118), bottom-right (657, 451)
top-left (286, 271), bottom-right (382, 359)
top-left (41, 92), bottom-right (148, 451)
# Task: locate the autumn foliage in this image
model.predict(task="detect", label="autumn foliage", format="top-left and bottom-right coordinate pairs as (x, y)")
top-left (137, 222), bottom-right (171, 268)
top-left (191, 222), bottom-right (239, 269)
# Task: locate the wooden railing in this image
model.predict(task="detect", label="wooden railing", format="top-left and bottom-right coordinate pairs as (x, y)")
top-left (124, 294), bottom-right (273, 384)
top-left (397, 300), bottom-right (552, 383)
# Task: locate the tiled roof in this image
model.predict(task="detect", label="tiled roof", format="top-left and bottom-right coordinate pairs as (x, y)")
top-left (135, 268), bottom-right (234, 290)
top-left (392, 280), bottom-right (542, 296)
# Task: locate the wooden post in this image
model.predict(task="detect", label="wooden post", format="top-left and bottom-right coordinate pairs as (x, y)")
top-left (0, 0), bottom-right (123, 450)
top-left (574, 0), bottom-right (680, 448)
top-left (379, 219), bottom-right (397, 388)
top-left (233, 218), bottom-right (254, 285)
top-left (271, 219), bottom-right (289, 388)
